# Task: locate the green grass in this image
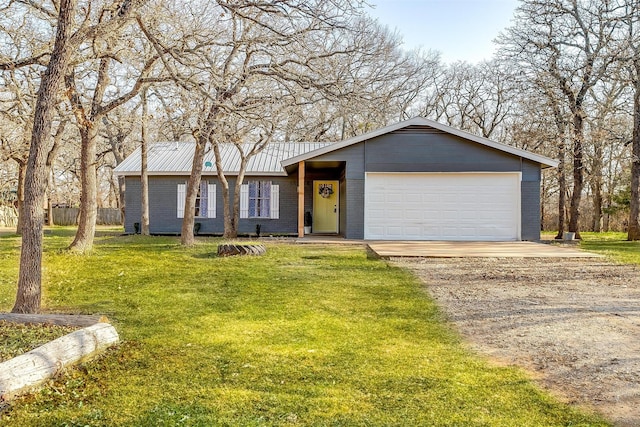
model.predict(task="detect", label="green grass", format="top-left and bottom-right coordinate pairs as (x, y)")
top-left (578, 232), bottom-right (640, 265)
top-left (0, 228), bottom-right (609, 426)
top-left (543, 230), bottom-right (640, 265)
top-left (0, 321), bottom-right (76, 363)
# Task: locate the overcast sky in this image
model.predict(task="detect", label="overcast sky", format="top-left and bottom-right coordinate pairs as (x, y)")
top-left (367, 0), bottom-right (520, 63)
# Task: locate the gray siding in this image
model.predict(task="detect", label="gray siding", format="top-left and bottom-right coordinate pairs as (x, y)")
top-left (123, 177), bottom-right (141, 234)
top-left (365, 131), bottom-right (522, 172)
top-left (521, 181), bottom-right (541, 240)
top-left (313, 144), bottom-right (364, 179)
top-left (345, 179), bottom-right (364, 239)
top-left (521, 160), bottom-right (542, 240)
top-left (235, 176), bottom-right (298, 235)
top-left (312, 145), bottom-right (365, 238)
top-left (125, 126), bottom-right (546, 240)
top-left (150, 177), bottom-right (185, 234)
top-left (521, 159), bottom-right (541, 181)
top-left (339, 169), bottom-right (347, 236)
top-left (124, 175), bottom-right (298, 235)
top-left (311, 128), bottom-right (544, 240)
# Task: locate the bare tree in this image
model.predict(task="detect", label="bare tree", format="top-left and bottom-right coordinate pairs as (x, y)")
top-left (141, 0), bottom-right (402, 243)
top-left (621, 3), bottom-right (640, 240)
top-left (11, 0), bottom-right (78, 313)
top-left (273, 22), bottom-right (438, 142)
top-left (0, 66), bottom-right (42, 233)
top-left (422, 60), bottom-right (517, 141)
top-left (5, 0), bottom-right (150, 313)
top-left (628, 57), bottom-right (640, 239)
top-left (0, 134), bottom-right (28, 234)
top-left (585, 78), bottom-right (628, 232)
top-left (499, 0), bottom-right (623, 239)
top-left (140, 87), bottom-right (150, 235)
top-left (102, 111), bottom-right (138, 219)
top-left (45, 117), bottom-right (68, 226)
top-left (64, 31), bottom-right (160, 252)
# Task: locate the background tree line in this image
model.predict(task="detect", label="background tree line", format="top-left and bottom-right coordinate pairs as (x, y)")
top-left (1, 0), bottom-right (640, 312)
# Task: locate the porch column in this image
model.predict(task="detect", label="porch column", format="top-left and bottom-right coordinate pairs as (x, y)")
top-left (298, 161), bottom-right (305, 237)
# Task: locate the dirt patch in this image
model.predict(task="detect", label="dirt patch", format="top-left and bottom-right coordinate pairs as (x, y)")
top-left (392, 257), bottom-right (640, 427)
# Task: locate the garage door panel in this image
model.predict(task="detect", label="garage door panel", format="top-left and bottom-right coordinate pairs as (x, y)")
top-left (364, 173), bottom-right (520, 241)
top-left (423, 211), bottom-right (440, 221)
top-left (459, 211), bottom-right (476, 220)
top-left (405, 210), bottom-right (423, 220)
top-left (422, 226), bottom-right (441, 236)
top-left (369, 193), bottom-right (386, 204)
top-left (387, 226), bottom-right (403, 236)
top-left (386, 193), bottom-right (403, 203)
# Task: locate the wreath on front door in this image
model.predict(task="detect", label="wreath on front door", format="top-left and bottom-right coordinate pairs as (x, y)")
top-left (318, 184), bottom-right (334, 198)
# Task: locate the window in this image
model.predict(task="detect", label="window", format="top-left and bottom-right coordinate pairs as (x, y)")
top-left (240, 181), bottom-right (279, 219)
top-left (177, 181), bottom-right (216, 218)
top-left (194, 183), bottom-right (204, 217)
top-left (250, 181), bottom-right (270, 218)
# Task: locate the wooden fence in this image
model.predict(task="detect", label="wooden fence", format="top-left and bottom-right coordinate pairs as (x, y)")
top-left (51, 208), bottom-right (122, 226)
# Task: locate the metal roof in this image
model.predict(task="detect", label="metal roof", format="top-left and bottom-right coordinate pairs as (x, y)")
top-left (114, 142), bottom-right (331, 176)
top-left (115, 118), bottom-right (559, 177)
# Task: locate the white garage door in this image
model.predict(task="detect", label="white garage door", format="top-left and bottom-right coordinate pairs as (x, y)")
top-left (364, 172), bottom-right (521, 241)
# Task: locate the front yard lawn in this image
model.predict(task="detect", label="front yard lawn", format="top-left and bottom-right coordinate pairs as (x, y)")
top-left (0, 229), bottom-right (608, 426)
top-left (0, 321), bottom-right (76, 363)
top-left (579, 232), bottom-right (640, 265)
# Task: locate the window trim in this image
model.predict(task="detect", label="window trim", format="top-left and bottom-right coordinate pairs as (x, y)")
top-left (240, 181), bottom-right (279, 220)
top-left (177, 181), bottom-right (216, 219)
top-left (249, 181), bottom-right (271, 219)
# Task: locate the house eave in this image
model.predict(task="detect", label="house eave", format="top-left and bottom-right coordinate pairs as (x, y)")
top-left (113, 171), bottom-right (288, 177)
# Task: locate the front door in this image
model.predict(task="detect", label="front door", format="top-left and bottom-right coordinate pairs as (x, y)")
top-left (313, 180), bottom-right (339, 233)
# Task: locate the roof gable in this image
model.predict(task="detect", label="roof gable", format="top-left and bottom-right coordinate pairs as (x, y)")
top-left (114, 117), bottom-right (558, 177)
top-left (281, 117), bottom-right (558, 169)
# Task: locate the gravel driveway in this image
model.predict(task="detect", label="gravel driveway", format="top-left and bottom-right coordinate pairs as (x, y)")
top-left (391, 257), bottom-right (640, 427)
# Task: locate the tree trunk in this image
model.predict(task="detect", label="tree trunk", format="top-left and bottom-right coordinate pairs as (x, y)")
top-left (140, 88), bottom-right (150, 235)
top-left (568, 112), bottom-right (584, 239)
top-left (66, 57), bottom-right (112, 252)
top-left (540, 173), bottom-right (546, 231)
top-left (554, 138), bottom-right (566, 239)
top-left (117, 175), bottom-right (126, 222)
top-left (46, 165), bottom-right (56, 227)
top-left (628, 73), bottom-right (640, 240)
top-left (229, 178), bottom-right (241, 239)
top-left (221, 181), bottom-right (234, 238)
top-left (45, 119), bottom-right (65, 227)
top-left (104, 117), bottom-right (127, 223)
top-left (590, 139), bottom-right (604, 232)
top-left (231, 159), bottom-right (249, 239)
top-left (181, 138), bottom-right (206, 246)
top-left (212, 143), bottom-right (235, 239)
top-left (12, 0), bottom-right (77, 314)
top-left (591, 178), bottom-right (602, 232)
top-left (15, 160), bottom-right (26, 235)
top-left (68, 126), bottom-right (98, 252)
top-left (46, 195), bottom-right (54, 227)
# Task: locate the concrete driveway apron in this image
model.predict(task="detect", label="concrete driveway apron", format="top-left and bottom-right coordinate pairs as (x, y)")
top-left (367, 241), bottom-right (601, 258)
